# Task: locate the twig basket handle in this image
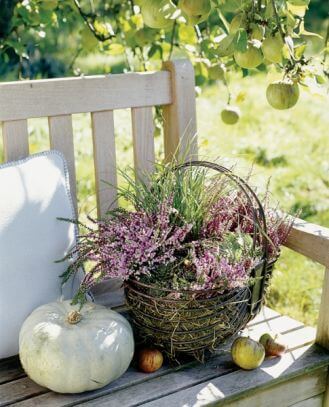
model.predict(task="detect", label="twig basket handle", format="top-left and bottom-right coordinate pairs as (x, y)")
top-left (173, 160), bottom-right (269, 315)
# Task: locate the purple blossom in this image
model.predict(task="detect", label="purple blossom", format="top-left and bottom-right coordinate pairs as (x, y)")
top-left (202, 193), bottom-right (292, 258)
top-left (186, 242), bottom-right (253, 292)
top-left (64, 176), bottom-right (292, 299)
top-left (77, 199), bottom-right (192, 289)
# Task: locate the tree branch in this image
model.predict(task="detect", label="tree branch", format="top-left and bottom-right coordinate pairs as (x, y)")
top-left (73, 0), bottom-right (114, 42)
top-left (168, 20), bottom-right (177, 60)
top-left (271, 0), bottom-right (296, 62)
top-left (322, 19), bottom-right (329, 65)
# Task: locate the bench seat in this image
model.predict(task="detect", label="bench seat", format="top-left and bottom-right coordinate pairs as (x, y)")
top-left (1, 306), bottom-right (328, 407)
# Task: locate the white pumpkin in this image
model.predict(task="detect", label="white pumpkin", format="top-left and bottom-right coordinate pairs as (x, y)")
top-left (19, 300), bottom-right (134, 394)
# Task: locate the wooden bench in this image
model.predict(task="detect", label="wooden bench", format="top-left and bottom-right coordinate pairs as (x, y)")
top-left (1, 59), bottom-right (329, 406)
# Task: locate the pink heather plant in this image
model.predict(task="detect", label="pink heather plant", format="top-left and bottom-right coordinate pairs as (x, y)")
top-left (202, 193), bottom-right (292, 258)
top-left (185, 242), bottom-right (255, 292)
top-left (61, 163), bottom-right (293, 304)
top-left (66, 199), bottom-right (192, 293)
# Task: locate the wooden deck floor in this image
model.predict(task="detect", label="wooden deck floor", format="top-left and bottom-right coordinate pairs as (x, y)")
top-left (1, 307), bottom-right (329, 407)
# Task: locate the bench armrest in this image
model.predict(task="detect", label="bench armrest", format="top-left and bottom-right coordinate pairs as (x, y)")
top-left (284, 217), bottom-right (329, 268)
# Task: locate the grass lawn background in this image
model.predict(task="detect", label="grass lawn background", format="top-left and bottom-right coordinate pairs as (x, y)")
top-left (1, 72), bottom-right (328, 326)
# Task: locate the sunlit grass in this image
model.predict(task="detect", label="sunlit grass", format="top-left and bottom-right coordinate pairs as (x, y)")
top-left (197, 74), bottom-right (329, 326)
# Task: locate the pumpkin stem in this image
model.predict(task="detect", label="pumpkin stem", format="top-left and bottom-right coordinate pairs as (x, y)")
top-left (67, 310), bottom-right (82, 324)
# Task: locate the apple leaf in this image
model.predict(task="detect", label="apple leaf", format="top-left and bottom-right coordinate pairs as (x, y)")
top-left (234, 29), bottom-right (248, 53)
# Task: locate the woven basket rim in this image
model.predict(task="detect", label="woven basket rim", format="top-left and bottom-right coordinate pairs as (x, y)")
top-left (124, 253), bottom-right (280, 296)
top-left (125, 271), bottom-right (264, 297)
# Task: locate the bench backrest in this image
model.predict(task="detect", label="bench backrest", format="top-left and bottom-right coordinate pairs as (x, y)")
top-left (0, 59), bottom-right (197, 218)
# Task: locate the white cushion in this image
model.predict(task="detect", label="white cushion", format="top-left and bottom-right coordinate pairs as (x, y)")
top-left (0, 151), bottom-right (81, 358)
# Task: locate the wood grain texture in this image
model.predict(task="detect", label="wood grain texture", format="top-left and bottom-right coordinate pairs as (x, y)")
top-left (0, 357), bottom-right (24, 385)
top-left (292, 394), bottom-right (324, 407)
top-left (0, 71), bottom-right (172, 121)
top-left (324, 372), bottom-right (329, 407)
top-left (91, 110), bottom-right (117, 217)
top-left (216, 370), bottom-right (327, 407)
top-left (0, 307), bottom-right (277, 388)
top-left (285, 218), bottom-right (329, 268)
top-left (317, 268), bottom-right (329, 351)
top-left (9, 315), bottom-right (323, 407)
top-left (2, 120), bottom-right (29, 162)
top-left (131, 106), bottom-right (155, 183)
top-left (162, 60), bottom-right (198, 162)
top-left (142, 347), bottom-right (329, 407)
top-left (247, 306), bottom-right (280, 326)
top-left (0, 376), bottom-right (47, 406)
top-left (11, 364), bottom-right (179, 407)
top-left (48, 115), bottom-right (77, 213)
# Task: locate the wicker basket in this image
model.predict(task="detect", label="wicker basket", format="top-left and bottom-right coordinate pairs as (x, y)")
top-left (124, 161), bottom-right (277, 361)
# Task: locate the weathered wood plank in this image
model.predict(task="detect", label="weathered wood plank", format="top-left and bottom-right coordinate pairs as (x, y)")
top-left (215, 370), bottom-right (327, 407)
top-left (247, 307), bottom-right (280, 326)
top-left (0, 376), bottom-right (47, 406)
top-left (131, 106), bottom-right (155, 183)
top-left (91, 110), bottom-right (117, 217)
top-left (11, 325), bottom-right (320, 407)
top-left (317, 268), bottom-right (329, 351)
top-left (48, 115), bottom-right (77, 213)
top-left (285, 218), bottom-right (329, 268)
top-left (0, 312), bottom-right (308, 402)
top-left (0, 357), bottom-right (24, 385)
top-left (0, 71), bottom-right (172, 121)
top-left (141, 346), bottom-right (329, 407)
top-left (0, 309), bottom-right (306, 385)
top-left (323, 371), bottom-right (329, 407)
top-left (162, 60), bottom-right (197, 162)
top-left (75, 353), bottom-right (235, 407)
top-left (2, 120), bottom-right (29, 162)
top-left (11, 365), bottom-right (185, 407)
top-left (292, 394), bottom-right (324, 407)
top-left (246, 314), bottom-right (304, 337)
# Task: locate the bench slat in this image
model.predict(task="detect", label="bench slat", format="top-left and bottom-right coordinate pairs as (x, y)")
top-left (0, 357), bottom-right (24, 385)
top-left (10, 364), bottom-right (184, 407)
top-left (48, 115), bottom-right (77, 213)
top-left (131, 106), bottom-right (155, 184)
top-left (247, 307), bottom-right (280, 326)
top-left (0, 72), bottom-right (172, 121)
top-left (2, 120), bottom-right (29, 162)
top-left (291, 394), bottom-right (324, 407)
top-left (7, 318), bottom-right (319, 407)
top-left (0, 307), bottom-right (280, 387)
top-left (0, 376), bottom-right (47, 407)
top-left (91, 110), bottom-right (117, 217)
top-left (210, 369), bottom-right (327, 407)
top-left (141, 345), bottom-right (329, 407)
top-left (162, 60), bottom-right (197, 162)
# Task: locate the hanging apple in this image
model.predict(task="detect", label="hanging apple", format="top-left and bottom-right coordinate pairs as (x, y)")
top-left (221, 106), bottom-right (240, 125)
top-left (262, 33), bottom-right (284, 64)
top-left (250, 23), bottom-right (265, 41)
top-left (217, 34), bottom-right (236, 57)
top-left (208, 63), bottom-right (226, 80)
top-left (140, 0), bottom-right (177, 29)
top-left (179, 0), bottom-right (211, 25)
top-left (266, 80), bottom-right (300, 109)
top-left (234, 41), bottom-right (264, 69)
top-left (230, 13), bottom-right (248, 34)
